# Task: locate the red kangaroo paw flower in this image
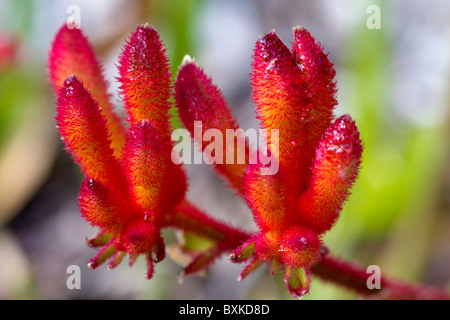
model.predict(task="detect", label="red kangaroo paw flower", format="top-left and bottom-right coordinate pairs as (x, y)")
top-left (251, 29), bottom-right (337, 195)
top-left (243, 163), bottom-right (292, 232)
top-left (291, 25), bottom-right (337, 189)
top-left (48, 21), bottom-right (450, 300)
top-left (49, 25), bottom-right (125, 156)
top-left (292, 26), bottom-right (337, 122)
top-left (122, 120), bottom-right (187, 217)
top-left (0, 32), bottom-right (18, 69)
top-left (56, 75), bottom-right (127, 192)
top-left (118, 24), bottom-right (172, 138)
top-left (231, 27), bottom-right (358, 298)
top-left (175, 57), bottom-right (255, 194)
top-left (78, 178), bottom-right (136, 235)
top-left (251, 30), bottom-right (311, 192)
top-left (297, 114), bottom-right (363, 233)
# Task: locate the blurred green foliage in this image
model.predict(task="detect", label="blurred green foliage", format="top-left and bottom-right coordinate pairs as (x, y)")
top-left (306, 0), bottom-right (449, 299)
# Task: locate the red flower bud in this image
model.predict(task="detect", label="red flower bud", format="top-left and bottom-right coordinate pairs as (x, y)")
top-left (297, 114), bottom-right (363, 233)
top-left (118, 25), bottom-right (172, 138)
top-left (175, 57), bottom-right (254, 194)
top-left (122, 120), bottom-right (187, 217)
top-left (56, 75), bottom-right (127, 193)
top-left (49, 25), bottom-right (125, 156)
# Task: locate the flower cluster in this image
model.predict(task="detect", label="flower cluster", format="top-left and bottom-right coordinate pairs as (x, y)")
top-left (48, 23), bottom-right (362, 298)
top-left (49, 24), bottom-right (247, 280)
top-left (175, 27), bottom-right (363, 297)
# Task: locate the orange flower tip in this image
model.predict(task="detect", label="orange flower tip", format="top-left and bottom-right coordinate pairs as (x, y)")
top-left (243, 165), bottom-right (290, 232)
top-left (78, 178), bottom-right (132, 234)
top-left (56, 76), bottom-right (128, 190)
top-left (59, 74), bottom-right (78, 96)
top-left (50, 24), bottom-right (126, 156)
top-left (48, 26), bottom-right (85, 90)
top-left (122, 119), bottom-right (186, 213)
top-left (296, 114), bottom-right (363, 233)
top-left (120, 25), bottom-right (165, 71)
top-left (49, 25), bottom-right (109, 95)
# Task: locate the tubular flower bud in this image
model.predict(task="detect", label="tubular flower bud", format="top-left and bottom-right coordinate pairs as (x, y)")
top-left (55, 76), bottom-right (127, 193)
top-left (251, 30), bottom-right (336, 194)
top-left (175, 58), bottom-right (254, 194)
top-left (122, 120), bottom-right (187, 217)
top-left (229, 27), bottom-right (362, 298)
top-left (50, 25), bottom-right (190, 280)
top-left (243, 163), bottom-right (292, 232)
top-left (49, 25), bottom-right (125, 156)
top-left (118, 25), bottom-right (172, 139)
top-left (78, 178), bottom-right (135, 235)
top-left (296, 114), bottom-right (363, 233)
top-left (49, 23), bottom-right (364, 299)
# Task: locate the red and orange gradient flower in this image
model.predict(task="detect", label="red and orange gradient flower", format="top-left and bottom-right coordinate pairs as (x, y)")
top-left (49, 24), bottom-right (247, 280)
top-left (49, 23), bottom-right (363, 298)
top-left (175, 27), bottom-right (363, 297)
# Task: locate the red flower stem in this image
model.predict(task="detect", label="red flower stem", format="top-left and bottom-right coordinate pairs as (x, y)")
top-left (164, 203), bottom-right (448, 299)
top-left (310, 254), bottom-right (450, 300)
top-left (163, 200), bottom-right (251, 245)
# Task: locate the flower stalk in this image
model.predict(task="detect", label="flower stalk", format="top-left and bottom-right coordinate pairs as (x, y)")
top-left (47, 23), bottom-right (449, 300)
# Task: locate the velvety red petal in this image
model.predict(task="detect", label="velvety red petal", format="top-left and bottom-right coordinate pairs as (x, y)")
top-left (243, 162), bottom-right (294, 232)
top-left (175, 59), bottom-right (254, 194)
top-left (49, 24), bottom-right (125, 156)
top-left (122, 120), bottom-right (186, 218)
top-left (118, 24), bottom-right (172, 138)
top-left (56, 75), bottom-right (127, 192)
top-left (251, 30), bottom-right (337, 195)
top-left (78, 178), bottom-right (136, 234)
top-left (296, 114), bottom-right (363, 233)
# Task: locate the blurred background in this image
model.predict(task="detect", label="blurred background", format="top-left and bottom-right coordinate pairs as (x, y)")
top-left (0, 0), bottom-right (449, 300)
